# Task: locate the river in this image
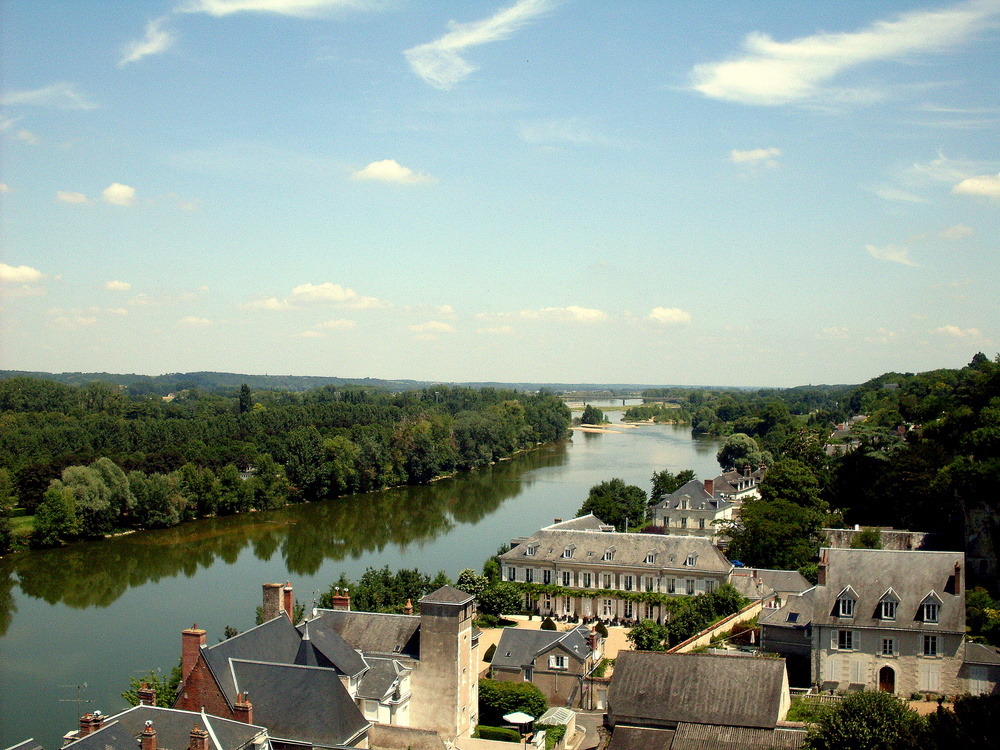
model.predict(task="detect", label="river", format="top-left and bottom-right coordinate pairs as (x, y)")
top-left (0, 415), bottom-right (720, 749)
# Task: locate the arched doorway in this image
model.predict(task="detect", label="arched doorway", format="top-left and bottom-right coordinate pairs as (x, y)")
top-left (878, 665), bottom-right (895, 693)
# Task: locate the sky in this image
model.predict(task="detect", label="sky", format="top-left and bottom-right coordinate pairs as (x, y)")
top-left (1, 0), bottom-right (998, 387)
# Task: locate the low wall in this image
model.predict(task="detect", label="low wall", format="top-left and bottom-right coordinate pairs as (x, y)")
top-left (666, 600), bottom-right (763, 654)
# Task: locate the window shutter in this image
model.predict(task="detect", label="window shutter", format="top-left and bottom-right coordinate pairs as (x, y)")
top-left (548, 655), bottom-right (557, 669)
top-left (831, 630), bottom-right (838, 649)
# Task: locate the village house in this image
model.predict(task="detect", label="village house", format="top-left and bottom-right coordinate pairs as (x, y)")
top-left (173, 582), bottom-right (478, 749)
top-left (489, 624), bottom-right (602, 708)
top-left (648, 469), bottom-right (767, 539)
top-left (500, 516), bottom-right (733, 624)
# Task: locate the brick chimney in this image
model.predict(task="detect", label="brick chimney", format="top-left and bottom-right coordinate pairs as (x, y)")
top-left (140, 721), bottom-right (156, 750)
top-left (817, 550), bottom-right (828, 587)
top-left (78, 713), bottom-right (104, 738)
top-left (189, 726), bottom-right (209, 750)
top-left (234, 693), bottom-right (253, 724)
top-left (182, 624), bottom-right (207, 680)
top-left (282, 582), bottom-right (294, 622)
top-left (403, 599), bottom-right (413, 616)
top-left (330, 587), bottom-right (351, 611)
top-left (262, 583), bottom-right (282, 622)
top-left (137, 683), bottom-right (156, 706)
top-left (954, 561), bottom-right (963, 595)
top-left (704, 479), bottom-right (714, 497)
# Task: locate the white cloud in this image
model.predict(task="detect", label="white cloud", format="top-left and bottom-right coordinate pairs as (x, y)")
top-left (865, 327), bottom-right (899, 343)
top-left (649, 307), bottom-right (693, 325)
top-left (294, 330), bottom-right (326, 338)
top-left (179, 0), bottom-right (383, 17)
top-left (866, 244), bottom-right (916, 266)
top-left (102, 183), bottom-right (136, 206)
top-left (872, 184), bottom-right (928, 203)
top-left (435, 305), bottom-right (455, 316)
top-left (180, 316), bottom-right (213, 327)
top-left (492, 305), bottom-right (608, 323)
top-left (57, 191), bottom-right (90, 204)
top-left (1, 82), bottom-right (97, 110)
top-left (952, 172), bottom-right (1000, 198)
top-left (16, 129), bottom-right (39, 145)
top-left (120, 17), bottom-right (175, 67)
top-left (405, 0), bottom-right (557, 90)
top-left (933, 324), bottom-right (981, 338)
top-left (290, 282), bottom-right (387, 308)
top-left (410, 320), bottom-right (455, 334)
top-left (730, 147), bottom-right (781, 167)
top-left (351, 159), bottom-right (436, 185)
top-left (105, 280), bottom-right (132, 291)
top-left (0, 183), bottom-right (9, 193)
top-left (690, 0), bottom-right (1000, 105)
top-left (244, 296), bottom-right (294, 311)
top-left (939, 224), bottom-right (973, 239)
top-left (477, 325), bottom-right (514, 335)
top-left (520, 119), bottom-right (612, 147)
top-left (315, 318), bottom-right (356, 330)
top-left (49, 315), bottom-right (97, 330)
top-left (818, 326), bottom-right (850, 340)
top-left (0, 263), bottom-right (44, 283)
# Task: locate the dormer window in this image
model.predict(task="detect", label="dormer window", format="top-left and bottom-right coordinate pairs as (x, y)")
top-left (685, 554), bottom-right (697, 567)
top-left (923, 600), bottom-right (940, 623)
top-left (562, 545), bottom-right (575, 559)
top-left (644, 552), bottom-right (656, 564)
top-left (837, 589), bottom-right (856, 618)
top-left (879, 589), bottom-right (899, 621)
top-left (525, 545), bottom-right (537, 557)
top-left (602, 548), bottom-right (615, 562)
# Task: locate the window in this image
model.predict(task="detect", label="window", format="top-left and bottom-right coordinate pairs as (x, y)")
top-left (562, 547), bottom-right (574, 559)
top-left (623, 575), bottom-right (633, 591)
top-left (923, 601), bottom-right (940, 623)
top-left (644, 552), bottom-right (656, 564)
top-left (525, 569), bottom-right (533, 584)
top-left (786, 612), bottom-right (799, 623)
top-left (686, 579), bottom-right (695, 595)
top-left (705, 580), bottom-right (717, 594)
top-left (923, 635), bottom-right (938, 657)
top-left (543, 570), bottom-right (552, 585)
top-left (680, 517), bottom-right (688, 529)
top-left (685, 554), bottom-right (697, 567)
top-left (645, 577), bottom-right (654, 592)
top-left (667, 578), bottom-right (676, 594)
top-left (602, 599), bottom-right (613, 617)
top-left (525, 545), bottom-right (535, 557)
top-left (602, 549), bottom-right (614, 562)
top-left (881, 638), bottom-right (895, 656)
top-left (880, 600), bottom-right (897, 620)
top-left (563, 598), bottom-right (572, 614)
top-left (838, 596), bottom-right (856, 618)
top-left (645, 602), bottom-right (655, 619)
top-left (623, 601), bottom-right (633, 619)
top-left (603, 574), bottom-right (612, 589)
top-left (524, 668), bottom-right (533, 682)
top-left (562, 571), bottom-right (571, 587)
top-left (837, 630), bottom-right (854, 650)
top-left (549, 655), bottom-right (567, 670)
top-left (507, 567), bottom-right (517, 582)
top-left (582, 572), bottom-right (592, 588)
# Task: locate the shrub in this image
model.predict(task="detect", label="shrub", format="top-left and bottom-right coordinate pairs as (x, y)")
top-left (476, 726), bottom-right (522, 743)
top-left (543, 724), bottom-right (567, 750)
top-left (483, 643), bottom-right (497, 662)
top-left (541, 616), bottom-right (557, 631)
top-left (479, 678), bottom-right (547, 727)
top-left (595, 621), bottom-right (609, 638)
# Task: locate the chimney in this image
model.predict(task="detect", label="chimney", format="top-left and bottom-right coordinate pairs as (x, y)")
top-left (403, 599), bottom-right (413, 616)
top-left (704, 479), bottom-right (714, 497)
top-left (553, 518), bottom-right (562, 524)
top-left (587, 632), bottom-right (598, 652)
top-left (262, 583), bottom-right (282, 622)
top-left (330, 587), bottom-right (351, 611)
top-left (954, 561), bottom-right (963, 595)
top-left (182, 624), bottom-right (207, 680)
top-left (140, 721), bottom-right (156, 750)
top-left (78, 713), bottom-right (103, 738)
top-left (189, 726), bottom-right (209, 750)
top-left (817, 550), bottom-right (828, 587)
top-left (234, 693), bottom-right (254, 725)
top-left (137, 683), bottom-right (157, 706)
top-left (283, 581), bottom-right (294, 622)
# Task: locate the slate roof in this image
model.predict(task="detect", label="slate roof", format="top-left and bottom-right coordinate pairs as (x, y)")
top-left (651, 481), bottom-right (731, 513)
top-left (296, 618), bottom-right (368, 676)
top-left (229, 660), bottom-right (368, 748)
top-left (965, 642), bottom-right (1000, 666)
top-left (759, 588), bottom-right (816, 629)
top-left (65, 705), bottom-right (265, 750)
top-left (312, 610), bottom-right (421, 658)
top-left (5, 741), bottom-right (43, 750)
top-left (812, 548), bottom-right (965, 632)
top-left (420, 585), bottom-right (474, 605)
top-left (606, 725), bottom-right (674, 750)
top-left (730, 570), bottom-right (812, 602)
top-left (491, 625), bottom-right (591, 669)
top-left (608, 723), bottom-right (806, 750)
top-left (357, 657), bottom-right (409, 701)
top-left (608, 652), bottom-right (787, 730)
top-left (544, 514), bottom-right (614, 532)
top-left (501, 529), bottom-right (731, 573)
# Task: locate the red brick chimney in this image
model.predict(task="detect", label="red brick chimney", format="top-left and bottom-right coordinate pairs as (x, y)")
top-left (283, 582), bottom-right (294, 622)
top-left (403, 599), bottom-right (413, 616)
top-left (182, 624), bottom-right (207, 681)
top-left (330, 587), bottom-right (351, 611)
top-left (262, 583), bottom-right (282, 622)
top-left (234, 693), bottom-right (253, 724)
top-left (704, 479), bottom-right (714, 497)
top-left (141, 721), bottom-right (156, 750)
top-left (954, 561), bottom-right (963, 595)
top-left (137, 683), bottom-right (157, 706)
top-left (189, 725), bottom-right (209, 750)
top-left (817, 550), bottom-right (828, 587)
top-left (78, 713), bottom-right (104, 738)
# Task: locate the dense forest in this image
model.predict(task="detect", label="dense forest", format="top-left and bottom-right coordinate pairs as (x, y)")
top-left (0, 378), bottom-right (570, 549)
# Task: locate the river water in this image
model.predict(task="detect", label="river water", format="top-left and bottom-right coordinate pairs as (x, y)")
top-left (0, 414), bottom-right (721, 749)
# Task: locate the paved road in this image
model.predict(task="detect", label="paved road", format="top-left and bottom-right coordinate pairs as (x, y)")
top-left (570, 711), bottom-right (608, 750)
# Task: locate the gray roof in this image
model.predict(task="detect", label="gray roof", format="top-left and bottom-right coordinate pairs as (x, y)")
top-left (65, 705), bottom-right (265, 750)
top-left (356, 657), bottom-right (409, 701)
top-left (501, 529), bottom-right (731, 573)
top-left (965, 642), bottom-right (1000, 666)
top-left (4, 741), bottom-right (42, 750)
top-left (730, 570), bottom-right (812, 602)
top-left (609, 723), bottom-right (806, 750)
top-left (759, 588), bottom-right (816, 629)
top-left (544, 514), bottom-right (614, 532)
top-left (609, 652), bottom-right (787, 730)
top-left (538, 707), bottom-right (575, 726)
top-left (420, 585), bottom-right (474, 605)
top-left (297, 618), bottom-right (368, 676)
top-left (651, 480), bottom-right (730, 513)
top-left (813, 548), bottom-right (965, 632)
top-left (491, 625), bottom-right (592, 669)
top-left (312, 610), bottom-right (421, 657)
top-left (607, 726), bottom-right (674, 750)
top-left (229, 660), bottom-right (368, 748)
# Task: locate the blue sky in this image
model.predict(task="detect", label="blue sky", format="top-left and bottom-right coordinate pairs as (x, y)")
top-left (1, 0), bottom-right (998, 386)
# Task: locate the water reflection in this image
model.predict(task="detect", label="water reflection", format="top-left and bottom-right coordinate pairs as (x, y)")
top-left (0, 441), bottom-right (569, 630)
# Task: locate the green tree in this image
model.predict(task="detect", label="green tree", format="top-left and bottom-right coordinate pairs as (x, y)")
top-left (121, 661), bottom-right (183, 707)
top-left (922, 693), bottom-right (1000, 750)
top-left (626, 619), bottom-right (668, 651)
top-left (577, 478), bottom-right (647, 532)
top-left (805, 690), bottom-right (925, 750)
top-left (0, 468), bottom-right (16, 552)
top-left (581, 405), bottom-right (605, 425)
top-left (650, 468), bottom-right (697, 504)
top-left (238, 383), bottom-right (253, 414)
top-left (540, 616), bottom-right (557, 631)
top-left (31, 484), bottom-right (80, 546)
top-left (478, 678), bottom-right (547, 726)
top-left (851, 527), bottom-right (883, 549)
top-left (717, 433), bottom-right (769, 472)
top-left (478, 583), bottom-right (522, 617)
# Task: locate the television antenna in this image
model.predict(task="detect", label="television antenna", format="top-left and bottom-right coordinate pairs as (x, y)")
top-left (59, 682), bottom-right (94, 715)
